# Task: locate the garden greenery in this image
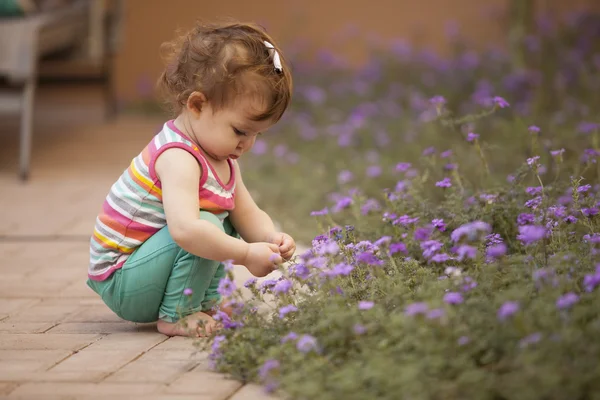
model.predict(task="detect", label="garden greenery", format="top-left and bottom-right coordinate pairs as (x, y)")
top-left (191, 12), bottom-right (600, 400)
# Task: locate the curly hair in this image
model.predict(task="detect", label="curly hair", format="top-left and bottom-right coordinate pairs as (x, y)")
top-left (158, 20), bottom-right (293, 122)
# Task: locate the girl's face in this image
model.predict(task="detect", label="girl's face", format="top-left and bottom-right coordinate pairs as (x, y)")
top-left (183, 93), bottom-right (275, 162)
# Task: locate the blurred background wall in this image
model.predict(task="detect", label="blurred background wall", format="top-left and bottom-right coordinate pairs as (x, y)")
top-left (114, 0), bottom-right (600, 104)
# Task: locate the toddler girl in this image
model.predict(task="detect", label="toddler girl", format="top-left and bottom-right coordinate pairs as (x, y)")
top-left (87, 21), bottom-right (296, 337)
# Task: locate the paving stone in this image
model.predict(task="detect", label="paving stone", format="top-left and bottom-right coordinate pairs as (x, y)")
top-left (85, 331), bottom-right (167, 351)
top-left (105, 350), bottom-right (201, 384)
top-left (6, 299), bottom-right (84, 322)
top-left (0, 322), bottom-right (55, 334)
top-left (44, 350), bottom-right (150, 382)
top-left (0, 333), bottom-right (101, 350)
top-left (0, 382), bottom-right (18, 395)
top-left (45, 322), bottom-right (144, 334)
top-left (0, 278), bottom-right (73, 299)
top-left (62, 304), bottom-right (123, 323)
top-left (165, 367), bottom-right (243, 397)
top-left (55, 280), bottom-right (98, 298)
top-left (0, 299), bottom-right (40, 316)
top-left (6, 382), bottom-right (163, 398)
top-left (230, 383), bottom-right (281, 400)
top-left (0, 350), bottom-right (72, 382)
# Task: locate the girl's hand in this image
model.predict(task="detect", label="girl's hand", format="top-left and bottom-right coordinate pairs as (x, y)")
top-left (243, 242), bottom-right (283, 277)
top-left (268, 232), bottom-right (297, 261)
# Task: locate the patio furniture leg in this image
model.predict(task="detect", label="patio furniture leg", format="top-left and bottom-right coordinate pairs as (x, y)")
top-left (19, 79), bottom-right (35, 181)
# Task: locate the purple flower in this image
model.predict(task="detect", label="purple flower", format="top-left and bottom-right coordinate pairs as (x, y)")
top-left (259, 359), bottom-right (280, 380)
top-left (333, 197), bottom-right (353, 212)
top-left (374, 236), bottom-right (392, 247)
top-left (443, 292), bottom-right (464, 305)
top-left (358, 301), bottom-right (375, 310)
top-left (456, 245), bottom-right (477, 261)
top-left (528, 125), bottom-right (540, 134)
top-left (451, 221), bottom-right (492, 243)
top-left (217, 278), bottom-right (236, 297)
top-left (296, 334), bottom-right (319, 353)
top-left (404, 302), bottom-right (428, 316)
top-left (421, 240), bottom-right (443, 259)
top-left (518, 225), bottom-right (546, 245)
top-left (429, 95), bottom-right (446, 107)
top-left (273, 279), bottom-right (293, 294)
top-left (577, 184), bottom-right (592, 193)
top-left (582, 208), bottom-right (599, 217)
top-left (278, 304), bottom-right (298, 319)
top-left (183, 288), bottom-right (193, 296)
top-left (395, 162), bottom-right (412, 172)
top-left (550, 148), bottom-right (565, 157)
top-left (527, 156), bottom-right (540, 167)
top-left (353, 324), bottom-right (367, 335)
top-left (426, 308), bottom-right (445, 319)
top-left (556, 292), bottom-right (579, 309)
top-left (493, 96), bottom-right (510, 108)
top-left (252, 139), bottom-right (268, 155)
top-left (440, 150), bottom-right (452, 158)
top-left (436, 177), bottom-right (452, 188)
top-left (389, 242), bottom-right (407, 255)
top-left (366, 165), bottom-right (382, 178)
top-left (525, 186), bottom-right (543, 196)
top-left (338, 170), bottom-right (354, 184)
top-left (486, 243), bottom-right (507, 258)
top-left (243, 278), bottom-right (257, 288)
top-left (414, 227), bottom-right (432, 241)
top-left (430, 253), bottom-right (451, 263)
top-left (517, 213), bottom-right (536, 225)
top-left (497, 301), bottom-right (520, 321)
top-left (466, 132), bottom-right (479, 142)
top-left (356, 251), bottom-right (383, 266)
top-left (519, 332), bottom-right (542, 348)
top-left (432, 219), bottom-right (446, 231)
top-left (310, 208), bottom-right (329, 216)
top-left (458, 336), bottom-right (470, 346)
top-left (281, 332), bottom-right (298, 343)
top-left (423, 147), bottom-right (436, 156)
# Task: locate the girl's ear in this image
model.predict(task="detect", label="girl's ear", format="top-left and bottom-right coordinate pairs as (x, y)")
top-left (186, 91), bottom-right (208, 116)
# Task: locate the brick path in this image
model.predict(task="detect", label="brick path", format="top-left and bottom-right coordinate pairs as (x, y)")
top-left (0, 87), bottom-right (283, 399)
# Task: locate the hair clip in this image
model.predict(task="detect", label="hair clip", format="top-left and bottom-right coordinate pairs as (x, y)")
top-left (263, 41), bottom-right (283, 73)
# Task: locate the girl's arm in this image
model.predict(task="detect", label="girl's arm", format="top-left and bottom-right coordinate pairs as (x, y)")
top-left (155, 148), bottom-right (249, 263)
top-left (228, 161), bottom-right (278, 243)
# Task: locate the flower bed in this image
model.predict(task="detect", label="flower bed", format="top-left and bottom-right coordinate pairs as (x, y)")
top-left (197, 13), bottom-right (600, 400)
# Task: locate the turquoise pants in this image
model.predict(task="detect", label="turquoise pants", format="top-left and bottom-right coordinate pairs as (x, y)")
top-left (87, 212), bottom-right (237, 323)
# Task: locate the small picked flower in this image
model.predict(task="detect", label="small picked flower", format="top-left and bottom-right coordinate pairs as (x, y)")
top-left (183, 288), bottom-right (193, 296)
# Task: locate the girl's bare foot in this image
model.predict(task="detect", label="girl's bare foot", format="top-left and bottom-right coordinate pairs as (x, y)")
top-left (157, 311), bottom-right (221, 337)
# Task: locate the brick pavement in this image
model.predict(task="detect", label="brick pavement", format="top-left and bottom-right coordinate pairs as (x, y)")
top-left (0, 86), bottom-right (286, 399)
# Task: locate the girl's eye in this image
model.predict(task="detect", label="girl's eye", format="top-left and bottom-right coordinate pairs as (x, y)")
top-left (233, 128), bottom-right (247, 136)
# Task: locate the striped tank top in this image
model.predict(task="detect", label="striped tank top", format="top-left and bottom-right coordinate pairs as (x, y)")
top-left (88, 120), bottom-right (236, 281)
